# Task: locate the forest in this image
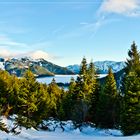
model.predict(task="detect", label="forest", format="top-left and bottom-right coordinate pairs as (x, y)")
top-left (0, 42), bottom-right (139, 136)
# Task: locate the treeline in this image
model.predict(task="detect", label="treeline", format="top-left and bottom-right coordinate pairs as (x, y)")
top-left (0, 42), bottom-right (139, 136)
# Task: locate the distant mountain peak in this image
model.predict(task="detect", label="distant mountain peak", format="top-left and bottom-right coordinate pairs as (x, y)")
top-left (67, 61), bottom-right (125, 74)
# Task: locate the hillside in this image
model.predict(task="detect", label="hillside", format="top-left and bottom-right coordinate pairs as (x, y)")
top-left (4, 57), bottom-right (74, 77)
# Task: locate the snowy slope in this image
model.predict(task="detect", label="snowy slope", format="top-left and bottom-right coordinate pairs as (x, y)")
top-left (0, 117), bottom-right (140, 140)
top-left (0, 128), bottom-right (140, 140)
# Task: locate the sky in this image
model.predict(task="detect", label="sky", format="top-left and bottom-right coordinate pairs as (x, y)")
top-left (0, 0), bottom-right (140, 66)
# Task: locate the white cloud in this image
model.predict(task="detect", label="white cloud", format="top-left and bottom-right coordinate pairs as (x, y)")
top-left (0, 49), bottom-right (57, 61)
top-left (99, 0), bottom-right (140, 17)
top-left (0, 35), bottom-right (58, 61)
top-left (0, 49), bottom-right (20, 58)
top-left (0, 49), bottom-right (12, 58)
top-left (28, 50), bottom-right (52, 60)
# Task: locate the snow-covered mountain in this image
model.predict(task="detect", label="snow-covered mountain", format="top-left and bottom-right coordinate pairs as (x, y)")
top-left (0, 57), bottom-right (74, 77)
top-left (94, 61), bottom-right (125, 74)
top-left (67, 64), bottom-right (80, 74)
top-left (67, 61), bottom-right (126, 74)
top-left (0, 57), bottom-right (125, 76)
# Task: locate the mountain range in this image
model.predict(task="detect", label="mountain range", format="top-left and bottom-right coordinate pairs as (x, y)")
top-left (67, 61), bottom-right (126, 74)
top-left (0, 58), bottom-right (126, 77)
top-left (1, 57), bottom-right (74, 77)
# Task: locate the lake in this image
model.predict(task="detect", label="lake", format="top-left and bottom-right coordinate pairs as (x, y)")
top-left (36, 74), bottom-right (107, 84)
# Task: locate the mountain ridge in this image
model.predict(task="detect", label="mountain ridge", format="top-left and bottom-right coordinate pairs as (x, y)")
top-left (1, 57), bottom-right (74, 77)
top-left (0, 58), bottom-right (126, 76)
top-left (67, 60), bottom-right (126, 74)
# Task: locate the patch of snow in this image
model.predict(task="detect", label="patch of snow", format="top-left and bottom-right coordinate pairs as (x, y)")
top-left (0, 117), bottom-right (140, 140)
top-left (0, 62), bottom-right (5, 70)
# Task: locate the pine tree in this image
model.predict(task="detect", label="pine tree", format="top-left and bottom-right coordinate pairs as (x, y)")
top-left (61, 77), bottom-right (76, 120)
top-left (96, 68), bottom-right (118, 128)
top-left (125, 41), bottom-right (140, 76)
top-left (57, 88), bottom-right (66, 120)
top-left (86, 60), bottom-right (100, 122)
top-left (89, 79), bottom-right (100, 123)
top-left (33, 83), bottom-right (50, 123)
top-left (121, 42), bottom-right (140, 136)
top-left (0, 70), bottom-right (17, 116)
top-left (79, 57), bottom-right (87, 76)
top-left (16, 70), bottom-right (39, 128)
top-left (72, 58), bottom-right (99, 123)
top-left (86, 61), bottom-right (96, 95)
top-left (47, 78), bottom-right (62, 118)
top-left (73, 57), bottom-right (89, 123)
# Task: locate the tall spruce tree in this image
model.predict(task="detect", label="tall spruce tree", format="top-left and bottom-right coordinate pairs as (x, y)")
top-left (87, 60), bottom-right (100, 122)
top-left (73, 57), bottom-right (89, 123)
top-left (72, 58), bottom-right (99, 123)
top-left (47, 78), bottom-right (62, 118)
top-left (33, 83), bottom-right (50, 123)
top-left (96, 68), bottom-right (118, 128)
top-left (15, 70), bottom-right (39, 128)
top-left (62, 77), bottom-right (76, 120)
top-left (89, 79), bottom-right (100, 123)
top-left (121, 42), bottom-right (140, 136)
top-left (79, 57), bottom-right (87, 77)
top-left (0, 70), bottom-right (17, 116)
top-left (87, 60), bottom-right (96, 93)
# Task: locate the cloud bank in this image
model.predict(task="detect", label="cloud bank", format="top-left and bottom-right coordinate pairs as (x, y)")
top-left (0, 49), bottom-right (56, 61)
top-left (99, 0), bottom-right (140, 17)
top-left (27, 50), bottom-right (54, 60)
top-left (0, 35), bottom-right (57, 61)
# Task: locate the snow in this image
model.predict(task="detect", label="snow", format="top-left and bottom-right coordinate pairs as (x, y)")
top-left (0, 62), bottom-right (5, 70)
top-left (99, 74), bottom-right (107, 78)
top-left (0, 117), bottom-right (140, 140)
top-left (0, 128), bottom-right (140, 140)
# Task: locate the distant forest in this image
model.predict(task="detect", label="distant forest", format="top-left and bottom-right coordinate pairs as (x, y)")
top-left (0, 42), bottom-right (139, 136)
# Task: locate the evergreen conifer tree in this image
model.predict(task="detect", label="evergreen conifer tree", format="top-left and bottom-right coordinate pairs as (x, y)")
top-left (86, 60), bottom-right (100, 122)
top-left (72, 58), bottom-right (99, 123)
top-left (47, 78), bottom-right (62, 117)
top-left (34, 83), bottom-right (50, 123)
top-left (16, 70), bottom-right (39, 128)
top-left (121, 42), bottom-right (140, 135)
top-left (61, 77), bottom-right (76, 120)
top-left (96, 68), bottom-right (118, 128)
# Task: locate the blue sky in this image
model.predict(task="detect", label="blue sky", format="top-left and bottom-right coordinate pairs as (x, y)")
top-left (0, 0), bottom-right (140, 66)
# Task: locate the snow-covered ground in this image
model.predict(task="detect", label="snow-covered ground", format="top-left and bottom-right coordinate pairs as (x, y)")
top-left (0, 62), bottom-right (5, 70)
top-left (0, 127), bottom-right (140, 140)
top-left (0, 117), bottom-right (140, 140)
